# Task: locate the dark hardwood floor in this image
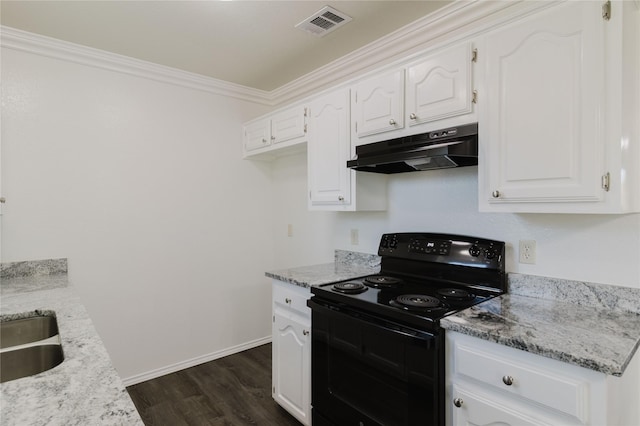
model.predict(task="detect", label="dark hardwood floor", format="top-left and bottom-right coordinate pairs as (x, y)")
top-left (127, 343), bottom-right (302, 426)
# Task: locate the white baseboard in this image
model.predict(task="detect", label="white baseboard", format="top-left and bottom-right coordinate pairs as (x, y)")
top-left (121, 335), bottom-right (272, 387)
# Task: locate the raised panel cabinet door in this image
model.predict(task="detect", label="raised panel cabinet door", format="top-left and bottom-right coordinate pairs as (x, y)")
top-left (272, 311), bottom-right (311, 425)
top-left (451, 386), bottom-right (554, 426)
top-left (352, 69), bottom-right (405, 138)
top-left (243, 119), bottom-right (271, 152)
top-left (483, 1), bottom-right (605, 204)
top-left (271, 106), bottom-right (307, 145)
top-left (406, 42), bottom-right (473, 126)
top-left (308, 89), bottom-right (351, 206)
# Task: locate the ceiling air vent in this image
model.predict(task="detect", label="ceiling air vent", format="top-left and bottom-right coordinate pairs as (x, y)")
top-left (295, 6), bottom-right (352, 37)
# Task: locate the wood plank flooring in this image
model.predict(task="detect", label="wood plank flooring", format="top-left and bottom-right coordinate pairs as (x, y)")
top-left (127, 343), bottom-right (301, 426)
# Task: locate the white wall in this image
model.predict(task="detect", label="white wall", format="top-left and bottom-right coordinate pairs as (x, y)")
top-left (272, 152), bottom-right (640, 289)
top-left (1, 46), bottom-right (274, 380)
top-left (2, 23), bottom-right (639, 386)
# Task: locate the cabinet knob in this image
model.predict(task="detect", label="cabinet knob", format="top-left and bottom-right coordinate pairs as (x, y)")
top-left (453, 398), bottom-right (464, 408)
top-left (389, 118), bottom-right (396, 125)
top-left (409, 113), bottom-right (417, 120)
top-left (303, 330), bottom-right (309, 336)
top-left (262, 138), bottom-right (267, 143)
top-left (271, 135), bottom-right (276, 141)
top-left (502, 375), bottom-right (514, 386)
top-left (285, 298), bottom-right (291, 304)
top-left (492, 190), bottom-right (501, 198)
top-left (338, 196), bottom-right (344, 201)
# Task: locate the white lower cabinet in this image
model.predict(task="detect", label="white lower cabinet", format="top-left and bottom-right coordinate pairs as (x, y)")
top-left (271, 280), bottom-right (311, 425)
top-left (451, 386), bottom-right (554, 426)
top-left (446, 331), bottom-right (640, 426)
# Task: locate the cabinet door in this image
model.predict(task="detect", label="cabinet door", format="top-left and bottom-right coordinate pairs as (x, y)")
top-left (272, 311), bottom-right (311, 425)
top-left (451, 386), bottom-right (554, 426)
top-left (271, 106), bottom-right (307, 145)
top-left (308, 89), bottom-right (351, 206)
top-left (481, 1), bottom-right (605, 206)
top-left (406, 42), bottom-right (473, 126)
top-left (352, 69), bottom-right (404, 138)
top-left (243, 119), bottom-right (271, 152)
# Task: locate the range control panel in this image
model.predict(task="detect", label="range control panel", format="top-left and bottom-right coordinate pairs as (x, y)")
top-left (408, 239), bottom-right (451, 256)
top-left (378, 233), bottom-right (505, 269)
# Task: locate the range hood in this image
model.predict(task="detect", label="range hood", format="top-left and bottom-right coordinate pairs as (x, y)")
top-left (347, 122), bottom-right (478, 174)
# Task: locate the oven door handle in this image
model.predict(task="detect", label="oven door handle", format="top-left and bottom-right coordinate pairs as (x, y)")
top-left (308, 297), bottom-right (437, 344)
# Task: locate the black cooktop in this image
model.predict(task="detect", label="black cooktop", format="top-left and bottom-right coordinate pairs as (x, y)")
top-left (313, 274), bottom-right (495, 330)
top-left (310, 232), bottom-right (506, 331)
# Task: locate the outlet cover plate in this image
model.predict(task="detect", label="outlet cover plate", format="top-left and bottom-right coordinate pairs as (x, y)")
top-left (519, 240), bottom-right (536, 264)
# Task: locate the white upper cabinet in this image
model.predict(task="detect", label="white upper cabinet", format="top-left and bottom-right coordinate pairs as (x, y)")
top-left (308, 89), bottom-right (387, 211)
top-left (351, 69), bottom-right (405, 138)
top-left (479, 0), bottom-right (639, 213)
top-left (271, 106), bottom-right (307, 145)
top-left (352, 42), bottom-right (476, 146)
top-left (308, 89), bottom-right (352, 207)
top-left (243, 104), bottom-right (307, 158)
top-left (243, 118), bottom-right (272, 153)
top-left (406, 42), bottom-right (474, 127)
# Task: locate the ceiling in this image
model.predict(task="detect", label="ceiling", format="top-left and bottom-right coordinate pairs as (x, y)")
top-left (0, 1), bottom-right (451, 92)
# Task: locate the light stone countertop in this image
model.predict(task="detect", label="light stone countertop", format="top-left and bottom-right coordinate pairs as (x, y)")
top-left (268, 251), bottom-right (640, 377)
top-left (265, 249), bottom-right (381, 288)
top-left (441, 273), bottom-right (640, 377)
top-left (0, 261), bottom-right (143, 426)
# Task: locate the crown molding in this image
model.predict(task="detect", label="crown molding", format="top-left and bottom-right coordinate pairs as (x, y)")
top-left (0, 26), bottom-right (272, 105)
top-left (269, 0), bottom-right (527, 106)
top-left (1, 1), bottom-right (535, 108)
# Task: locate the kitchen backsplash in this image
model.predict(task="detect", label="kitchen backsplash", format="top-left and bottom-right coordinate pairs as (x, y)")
top-left (1, 258), bottom-right (68, 279)
top-left (335, 250), bottom-right (381, 268)
top-left (508, 273), bottom-right (640, 315)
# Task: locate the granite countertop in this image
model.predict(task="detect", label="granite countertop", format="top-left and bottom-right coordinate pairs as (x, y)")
top-left (441, 273), bottom-right (640, 377)
top-left (0, 260), bottom-right (143, 425)
top-left (265, 250), bottom-right (381, 288)
top-left (268, 252), bottom-right (640, 378)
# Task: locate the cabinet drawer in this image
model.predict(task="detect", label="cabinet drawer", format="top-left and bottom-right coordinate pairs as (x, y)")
top-left (454, 342), bottom-right (588, 422)
top-left (451, 385), bottom-right (555, 426)
top-left (272, 280), bottom-right (311, 318)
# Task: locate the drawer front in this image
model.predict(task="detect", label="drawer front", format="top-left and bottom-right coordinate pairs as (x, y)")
top-left (272, 281), bottom-right (311, 318)
top-left (455, 342), bottom-right (587, 422)
top-left (451, 385), bottom-right (555, 426)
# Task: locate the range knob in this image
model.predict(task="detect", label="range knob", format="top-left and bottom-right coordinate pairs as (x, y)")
top-left (485, 249), bottom-right (497, 259)
top-left (380, 236), bottom-right (389, 248)
top-left (389, 237), bottom-right (398, 249)
top-left (469, 245), bottom-right (481, 257)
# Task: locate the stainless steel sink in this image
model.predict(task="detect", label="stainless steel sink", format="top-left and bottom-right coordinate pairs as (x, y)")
top-left (1, 316), bottom-right (59, 349)
top-left (0, 314), bottom-right (64, 383)
top-left (0, 345), bottom-right (64, 383)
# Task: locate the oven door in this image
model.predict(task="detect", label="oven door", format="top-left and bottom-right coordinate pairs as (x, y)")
top-left (308, 297), bottom-right (444, 426)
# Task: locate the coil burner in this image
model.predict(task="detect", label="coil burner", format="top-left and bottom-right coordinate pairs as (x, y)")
top-left (332, 281), bottom-right (368, 294)
top-left (436, 288), bottom-right (475, 305)
top-left (389, 294), bottom-right (446, 312)
top-left (363, 275), bottom-right (403, 288)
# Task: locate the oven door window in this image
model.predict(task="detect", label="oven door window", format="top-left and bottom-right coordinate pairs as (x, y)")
top-left (310, 300), bottom-right (444, 426)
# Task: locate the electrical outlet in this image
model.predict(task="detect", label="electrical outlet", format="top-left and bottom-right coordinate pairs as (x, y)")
top-left (287, 224), bottom-right (293, 237)
top-left (350, 229), bottom-right (359, 245)
top-left (519, 240), bottom-right (536, 264)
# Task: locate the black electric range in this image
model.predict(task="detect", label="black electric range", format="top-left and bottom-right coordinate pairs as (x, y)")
top-left (311, 232), bottom-right (506, 331)
top-left (308, 232), bottom-right (506, 426)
